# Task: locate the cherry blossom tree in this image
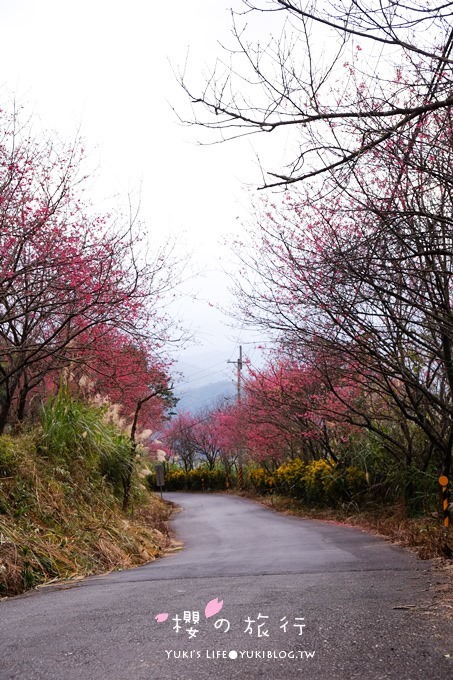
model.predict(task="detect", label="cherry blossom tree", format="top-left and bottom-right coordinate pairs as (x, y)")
top-left (180, 0), bottom-right (453, 186)
top-left (191, 410), bottom-right (224, 470)
top-left (160, 412), bottom-right (199, 472)
top-left (0, 107), bottom-right (178, 432)
top-left (234, 101), bottom-right (453, 480)
top-left (227, 356), bottom-right (355, 466)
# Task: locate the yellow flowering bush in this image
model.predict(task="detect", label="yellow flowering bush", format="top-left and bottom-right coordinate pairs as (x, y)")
top-left (150, 458), bottom-right (368, 502)
top-left (187, 468), bottom-right (227, 490)
top-left (274, 458), bottom-right (306, 498)
top-left (304, 459), bottom-right (335, 502)
top-left (345, 466), bottom-right (367, 494)
top-left (162, 469), bottom-right (186, 490)
top-left (249, 466), bottom-right (274, 493)
top-left (249, 458), bottom-right (368, 505)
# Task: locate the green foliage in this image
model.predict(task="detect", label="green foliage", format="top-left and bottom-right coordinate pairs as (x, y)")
top-left (98, 431), bottom-right (133, 497)
top-left (0, 423), bottom-right (171, 597)
top-left (381, 461), bottom-right (439, 514)
top-left (39, 384), bottom-right (135, 501)
top-left (335, 430), bottom-right (440, 513)
top-left (345, 466), bottom-right (369, 495)
top-left (40, 385), bottom-right (108, 470)
top-left (0, 435), bottom-right (19, 477)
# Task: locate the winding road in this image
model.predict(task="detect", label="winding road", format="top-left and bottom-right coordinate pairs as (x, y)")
top-left (1, 492), bottom-right (452, 679)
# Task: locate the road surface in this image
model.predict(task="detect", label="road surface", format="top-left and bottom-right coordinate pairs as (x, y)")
top-left (1, 492), bottom-right (452, 679)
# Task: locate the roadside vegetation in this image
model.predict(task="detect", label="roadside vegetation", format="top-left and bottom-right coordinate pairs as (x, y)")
top-left (153, 413), bottom-right (453, 561)
top-left (0, 389), bottom-right (173, 598)
top-left (0, 106), bottom-right (179, 598)
top-left (3, 0), bottom-right (453, 595)
top-left (159, 0), bottom-right (453, 565)
top-left (149, 457), bottom-right (452, 560)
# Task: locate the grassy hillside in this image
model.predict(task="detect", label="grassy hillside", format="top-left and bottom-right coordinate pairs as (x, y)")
top-left (0, 394), bottom-right (173, 598)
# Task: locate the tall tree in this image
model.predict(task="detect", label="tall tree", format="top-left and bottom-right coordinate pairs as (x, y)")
top-left (241, 358), bottom-right (355, 464)
top-left (234, 102), bottom-right (453, 479)
top-left (180, 0), bottom-right (453, 186)
top-left (161, 412), bottom-right (199, 472)
top-left (0, 108), bottom-right (178, 431)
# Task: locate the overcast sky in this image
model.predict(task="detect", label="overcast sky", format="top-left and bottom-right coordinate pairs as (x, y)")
top-left (0, 0), bottom-right (286, 389)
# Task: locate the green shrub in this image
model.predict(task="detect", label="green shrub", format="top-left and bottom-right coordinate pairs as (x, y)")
top-left (39, 384), bottom-right (140, 505)
top-left (382, 462), bottom-right (439, 513)
top-left (344, 466), bottom-right (368, 496)
top-left (0, 435), bottom-right (18, 476)
top-left (98, 432), bottom-right (133, 496)
top-left (40, 385), bottom-right (107, 471)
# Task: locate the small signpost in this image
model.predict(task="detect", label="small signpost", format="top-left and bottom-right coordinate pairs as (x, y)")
top-left (155, 464), bottom-right (165, 499)
top-left (438, 475), bottom-right (449, 528)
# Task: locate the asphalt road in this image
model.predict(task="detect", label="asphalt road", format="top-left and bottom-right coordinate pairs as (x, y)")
top-left (1, 492), bottom-right (452, 680)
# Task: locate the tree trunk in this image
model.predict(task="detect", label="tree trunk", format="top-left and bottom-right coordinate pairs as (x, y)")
top-left (16, 386), bottom-right (29, 422)
top-left (122, 454), bottom-right (134, 512)
top-left (0, 388), bottom-right (12, 435)
top-left (122, 391), bottom-right (159, 511)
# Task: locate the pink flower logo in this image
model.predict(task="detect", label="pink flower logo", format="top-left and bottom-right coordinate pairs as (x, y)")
top-left (205, 598), bottom-right (224, 619)
top-left (155, 613), bottom-right (169, 623)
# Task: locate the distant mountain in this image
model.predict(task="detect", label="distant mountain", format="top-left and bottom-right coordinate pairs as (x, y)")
top-left (175, 380), bottom-right (236, 414)
top-left (172, 354), bottom-right (235, 391)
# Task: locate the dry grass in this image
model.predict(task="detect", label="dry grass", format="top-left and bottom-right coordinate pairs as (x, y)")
top-left (0, 500), bottom-right (173, 597)
top-left (0, 492), bottom-right (174, 597)
top-left (0, 542), bottom-right (23, 594)
top-left (0, 436), bottom-right (174, 598)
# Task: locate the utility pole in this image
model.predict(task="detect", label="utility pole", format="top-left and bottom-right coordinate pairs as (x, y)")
top-left (228, 346), bottom-right (244, 489)
top-left (228, 345), bottom-right (243, 403)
